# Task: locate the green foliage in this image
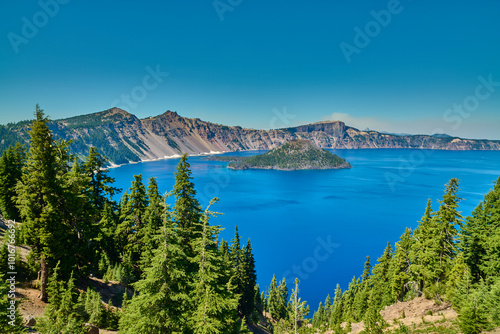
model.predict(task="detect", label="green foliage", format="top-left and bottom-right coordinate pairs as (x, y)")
top-left (458, 299), bottom-right (489, 334)
top-left (118, 199), bottom-right (190, 333)
top-left (16, 105), bottom-right (80, 299)
top-left (37, 267), bottom-right (87, 334)
top-left (189, 199), bottom-right (239, 333)
top-left (312, 177), bottom-right (500, 332)
top-left (116, 173), bottom-right (149, 274)
top-left (228, 139), bottom-right (350, 170)
top-left (173, 154), bottom-right (202, 250)
top-left (227, 226), bottom-right (258, 319)
top-left (268, 275), bottom-right (289, 321)
top-left (329, 284), bottom-right (343, 329)
top-left (0, 143), bottom-right (26, 221)
top-left (370, 243), bottom-right (394, 310)
top-left (119, 155), bottom-right (246, 333)
top-left (390, 229), bottom-right (412, 302)
top-left (0, 272), bottom-right (25, 333)
top-left (460, 177), bottom-right (500, 282)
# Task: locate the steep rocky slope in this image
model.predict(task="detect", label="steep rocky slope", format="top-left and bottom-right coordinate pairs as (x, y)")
top-left (1, 107), bottom-right (499, 165)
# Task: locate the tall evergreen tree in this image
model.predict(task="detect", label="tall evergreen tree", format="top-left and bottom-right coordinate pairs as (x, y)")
top-left (341, 277), bottom-right (357, 323)
top-left (116, 174), bottom-right (149, 271)
top-left (119, 199), bottom-right (189, 333)
top-left (410, 198), bottom-right (435, 295)
top-left (370, 242), bottom-right (393, 308)
top-left (16, 105), bottom-right (75, 301)
top-left (83, 146), bottom-right (119, 213)
top-left (329, 284), bottom-right (343, 331)
top-left (460, 177), bottom-right (500, 282)
top-left (431, 178), bottom-right (462, 297)
top-left (0, 143), bottom-right (26, 221)
top-left (241, 239), bottom-right (257, 318)
top-left (189, 199), bottom-right (239, 333)
top-left (353, 256), bottom-right (371, 321)
top-left (435, 179), bottom-right (461, 264)
top-left (268, 275), bottom-right (288, 321)
top-left (96, 201), bottom-right (120, 266)
top-left (312, 302), bottom-right (324, 329)
top-left (390, 228), bottom-right (413, 302)
top-left (140, 177), bottom-right (164, 270)
top-left (173, 154), bottom-right (202, 251)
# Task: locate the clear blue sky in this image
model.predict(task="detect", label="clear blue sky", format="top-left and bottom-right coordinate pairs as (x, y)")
top-left (1, 0), bottom-right (499, 139)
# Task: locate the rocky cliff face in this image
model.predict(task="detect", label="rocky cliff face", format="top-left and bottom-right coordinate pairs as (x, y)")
top-left (1, 108), bottom-right (499, 165)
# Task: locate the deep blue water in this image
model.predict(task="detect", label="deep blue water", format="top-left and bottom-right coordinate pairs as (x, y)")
top-left (108, 149), bottom-right (500, 310)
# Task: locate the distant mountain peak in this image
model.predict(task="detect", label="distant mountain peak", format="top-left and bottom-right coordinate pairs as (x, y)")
top-left (105, 107), bottom-right (132, 116)
top-left (2, 108), bottom-right (499, 167)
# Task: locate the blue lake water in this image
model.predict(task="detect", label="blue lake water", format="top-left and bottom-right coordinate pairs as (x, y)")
top-left (108, 149), bottom-right (500, 310)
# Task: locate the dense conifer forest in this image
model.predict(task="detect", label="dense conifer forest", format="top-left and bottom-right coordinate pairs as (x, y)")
top-left (0, 105), bottom-right (499, 334)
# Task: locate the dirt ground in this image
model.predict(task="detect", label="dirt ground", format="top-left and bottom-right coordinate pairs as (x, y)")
top-left (332, 297), bottom-right (459, 334)
top-left (381, 296), bottom-right (458, 331)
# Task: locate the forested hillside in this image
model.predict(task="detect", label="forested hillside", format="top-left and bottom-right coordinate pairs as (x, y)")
top-left (309, 177), bottom-right (500, 334)
top-left (1, 106), bottom-right (500, 167)
top-left (0, 106), bottom-right (266, 333)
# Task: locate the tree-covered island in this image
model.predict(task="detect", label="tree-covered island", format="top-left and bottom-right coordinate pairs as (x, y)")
top-left (211, 140), bottom-right (351, 171)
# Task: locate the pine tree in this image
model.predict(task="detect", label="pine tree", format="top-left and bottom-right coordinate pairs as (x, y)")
top-left (353, 256), bottom-right (371, 321)
top-left (229, 226), bottom-right (252, 317)
top-left (88, 290), bottom-right (106, 328)
top-left (410, 180), bottom-right (462, 300)
top-left (457, 291), bottom-right (490, 334)
top-left (390, 228), bottom-right (413, 302)
top-left (364, 289), bottom-right (385, 334)
top-left (445, 252), bottom-right (469, 302)
top-left (312, 302), bottom-right (324, 329)
top-left (371, 242), bottom-right (394, 308)
top-left (288, 278), bottom-right (309, 333)
top-left (189, 198), bottom-right (239, 333)
top-left (140, 177), bottom-right (164, 270)
top-left (0, 143), bottom-right (26, 221)
top-left (173, 154), bottom-right (202, 252)
top-left (64, 157), bottom-right (95, 274)
top-left (268, 275), bottom-right (288, 321)
top-left (16, 105), bottom-right (75, 301)
top-left (117, 174), bottom-right (149, 272)
top-left (37, 266), bottom-right (87, 334)
top-left (323, 294), bottom-right (332, 323)
top-left (410, 198), bottom-right (435, 295)
top-left (460, 177), bottom-right (500, 281)
top-left (97, 202), bottom-right (120, 266)
top-left (329, 284), bottom-right (343, 331)
top-left (486, 279), bottom-right (500, 326)
top-left (240, 239), bottom-right (257, 318)
top-left (341, 277), bottom-right (357, 323)
top-left (83, 146), bottom-right (119, 213)
top-left (434, 178), bottom-right (461, 267)
top-left (118, 199), bottom-right (190, 333)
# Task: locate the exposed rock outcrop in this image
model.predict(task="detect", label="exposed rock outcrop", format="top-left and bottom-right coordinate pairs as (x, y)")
top-left (1, 107), bottom-right (499, 166)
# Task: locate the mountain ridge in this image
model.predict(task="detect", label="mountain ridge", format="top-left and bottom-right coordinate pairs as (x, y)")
top-left (1, 107), bottom-right (499, 165)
